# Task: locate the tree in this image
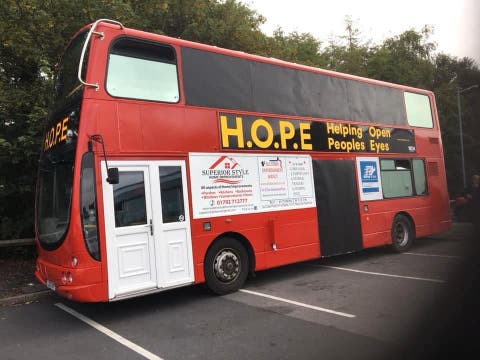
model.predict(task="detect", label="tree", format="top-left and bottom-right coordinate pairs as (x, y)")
top-left (367, 26), bottom-right (436, 88)
top-left (262, 28), bottom-right (323, 67)
top-left (321, 17), bottom-right (370, 76)
top-left (433, 54), bottom-right (480, 194)
top-left (129, 0), bottom-right (267, 53)
top-left (0, 0), bottom-right (268, 239)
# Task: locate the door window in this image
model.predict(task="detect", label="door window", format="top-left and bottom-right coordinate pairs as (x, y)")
top-left (113, 171), bottom-right (147, 227)
top-left (159, 166), bottom-right (185, 223)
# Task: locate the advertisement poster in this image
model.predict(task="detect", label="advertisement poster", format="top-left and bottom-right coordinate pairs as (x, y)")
top-left (356, 157), bottom-right (383, 201)
top-left (189, 153), bottom-right (316, 218)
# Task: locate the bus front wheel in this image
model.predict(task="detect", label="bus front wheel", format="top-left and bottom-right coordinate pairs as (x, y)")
top-left (204, 237), bottom-right (249, 295)
top-left (391, 214), bottom-right (414, 252)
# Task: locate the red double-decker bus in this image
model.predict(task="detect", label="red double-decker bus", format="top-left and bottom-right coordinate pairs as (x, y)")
top-left (35, 19), bottom-right (450, 302)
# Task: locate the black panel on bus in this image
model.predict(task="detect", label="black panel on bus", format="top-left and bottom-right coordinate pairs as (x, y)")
top-left (312, 160), bottom-right (363, 257)
top-left (181, 46), bottom-right (407, 126)
top-left (111, 37), bottom-right (176, 64)
top-left (181, 48), bottom-right (253, 111)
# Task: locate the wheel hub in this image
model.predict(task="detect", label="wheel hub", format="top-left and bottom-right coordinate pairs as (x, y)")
top-left (394, 223), bottom-right (408, 246)
top-left (214, 250), bottom-right (240, 283)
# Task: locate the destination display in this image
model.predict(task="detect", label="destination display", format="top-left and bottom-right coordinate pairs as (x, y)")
top-left (43, 116), bottom-right (70, 151)
top-left (220, 113), bottom-right (416, 154)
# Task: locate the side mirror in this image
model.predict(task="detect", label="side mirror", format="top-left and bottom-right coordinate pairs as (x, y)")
top-left (88, 135), bottom-right (118, 184)
top-left (107, 168), bottom-right (119, 184)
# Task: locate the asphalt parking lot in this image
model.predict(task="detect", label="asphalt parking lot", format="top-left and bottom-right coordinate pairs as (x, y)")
top-left (1, 223), bottom-right (478, 360)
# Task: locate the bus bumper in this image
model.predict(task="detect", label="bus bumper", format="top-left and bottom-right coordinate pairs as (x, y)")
top-left (35, 258), bottom-right (107, 302)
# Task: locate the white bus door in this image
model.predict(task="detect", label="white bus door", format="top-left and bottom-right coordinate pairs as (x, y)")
top-left (102, 161), bottom-right (194, 300)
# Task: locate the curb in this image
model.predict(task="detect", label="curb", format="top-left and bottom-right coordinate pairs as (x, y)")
top-left (0, 290), bottom-right (52, 306)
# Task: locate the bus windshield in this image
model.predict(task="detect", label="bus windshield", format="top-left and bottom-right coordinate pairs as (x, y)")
top-left (51, 29), bottom-right (88, 111)
top-left (37, 29), bottom-right (87, 249)
top-left (37, 145), bottom-right (75, 248)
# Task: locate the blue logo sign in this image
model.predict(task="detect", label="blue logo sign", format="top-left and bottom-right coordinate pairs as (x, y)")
top-left (360, 161), bottom-right (379, 193)
top-left (360, 161), bottom-right (378, 182)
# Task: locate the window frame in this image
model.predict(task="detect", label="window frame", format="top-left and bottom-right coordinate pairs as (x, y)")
top-left (105, 36), bottom-right (181, 104)
top-left (379, 157), bottom-right (428, 199)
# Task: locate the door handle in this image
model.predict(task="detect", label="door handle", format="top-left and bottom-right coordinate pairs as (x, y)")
top-left (149, 219), bottom-right (154, 235)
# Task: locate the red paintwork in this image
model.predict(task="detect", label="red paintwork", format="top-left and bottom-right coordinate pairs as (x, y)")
top-left (35, 22), bottom-right (451, 302)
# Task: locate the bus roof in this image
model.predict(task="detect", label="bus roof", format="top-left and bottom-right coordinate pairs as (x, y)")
top-left (100, 23), bottom-right (434, 97)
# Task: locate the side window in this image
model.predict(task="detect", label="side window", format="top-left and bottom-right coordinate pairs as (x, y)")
top-left (80, 152), bottom-right (100, 260)
top-left (106, 38), bottom-right (179, 103)
top-left (404, 92), bottom-right (433, 128)
top-left (380, 159), bottom-right (413, 198)
top-left (380, 158), bottom-right (428, 198)
top-left (412, 159), bottom-right (427, 195)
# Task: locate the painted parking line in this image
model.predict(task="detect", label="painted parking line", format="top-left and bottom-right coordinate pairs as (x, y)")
top-left (55, 303), bottom-right (163, 360)
top-left (403, 252), bottom-right (464, 259)
top-left (307, 265), bottom-right (445, 283)
top-left (239, 289), bottom-right (356, 318)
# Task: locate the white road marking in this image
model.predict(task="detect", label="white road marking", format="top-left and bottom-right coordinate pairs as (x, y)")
top-left (403, 252), bottom-right (464, 259)
top-left (309, 265), bottom-right (445, 283)
top-left (239, 289), bottom-right (356, 318)
top-left (55, 303), bottom-right (163, 360)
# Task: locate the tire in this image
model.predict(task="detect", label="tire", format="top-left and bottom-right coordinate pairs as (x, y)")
top-left (204, 237), bottom-right (249, 295)
top-left (391, 214), bottom-right (414, 252)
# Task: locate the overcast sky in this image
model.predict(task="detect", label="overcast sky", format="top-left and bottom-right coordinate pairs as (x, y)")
top-left (247, 0), bottom-right (480, 65)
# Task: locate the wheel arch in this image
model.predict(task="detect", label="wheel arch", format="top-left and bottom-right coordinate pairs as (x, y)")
top-left (207, 231), bottom-right (256, 276)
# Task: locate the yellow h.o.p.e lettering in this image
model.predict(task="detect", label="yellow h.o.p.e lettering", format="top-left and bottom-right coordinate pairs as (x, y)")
top-left (221, 115), bottom-right (244, 148)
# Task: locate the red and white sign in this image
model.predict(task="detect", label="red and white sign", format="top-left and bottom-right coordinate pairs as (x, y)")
top-left (189, 153), bottom-right (316, 218)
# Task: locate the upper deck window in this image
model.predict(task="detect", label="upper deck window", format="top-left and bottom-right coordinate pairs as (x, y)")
top-left (106, 38), bottom-right (179, 103)
top-left (37, 144), bottom-right (75, 249)
top-left (52, 30), bottom-right (88, 112)
top-left (404, 92), bottom-right (433, 128)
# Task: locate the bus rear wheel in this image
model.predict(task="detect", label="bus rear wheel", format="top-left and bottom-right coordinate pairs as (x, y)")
top-left (204, 237), bottom-right (249, 295)
top-left (391, 214), bottom-right (414, 252)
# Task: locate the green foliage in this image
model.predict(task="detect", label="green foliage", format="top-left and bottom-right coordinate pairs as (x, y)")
top-left (432, 54), bottom-right (480, 193)
top-left (367, 26), bottom-right (436, 88)
top-left (262, 28), bottom-right (323, 67)
top-left (321, 17), bottom-right (371, 76)
top-left (128, 0), bottom-right (267, 52)
top-left (0, 0), bottom-right (268, 239)
top-left (0, 1), bottom-right (479, 239)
